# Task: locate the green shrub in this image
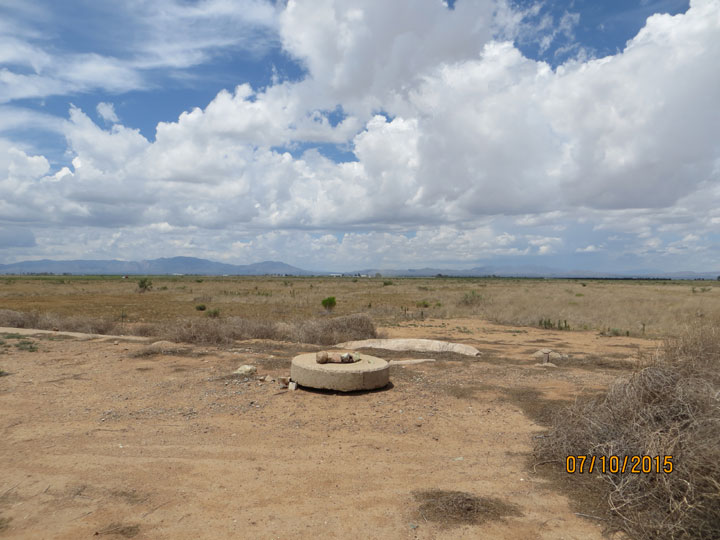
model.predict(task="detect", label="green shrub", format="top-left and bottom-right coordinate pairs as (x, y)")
top-left (206, 308), bottom-right (220, 318)
top-left (321, 296), bottom-right (337, 311)
top-left (195, 304), bottom-right (207, 311)
top-left (383, 280), bottom-right (394, 286)
top-left (137, 277), bottom-right (152, 293)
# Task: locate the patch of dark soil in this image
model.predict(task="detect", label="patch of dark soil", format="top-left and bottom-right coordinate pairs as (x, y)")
top-left (95, 522), bottom-right (140, 537)
top-left (500, 387), bottom-right (573, 427)
top-left (561, 354), bottom-right (636, 372)
top-left (108, 489), bottom-right (147, 505)
top-left (413, 490), bottom-right (522, 526)
top-left (441, 383), bottom-right (496, 400)
top-left (0, 516), bottom-right (11, 531)
top-left (129, 347), bottom-right (203, 359)
top-left (531, 462), bottom-right (610, 526)
top-left (473, 354), bottom-right (525, 367)
top-left (46, 373), bottom-right (89, 384)
top-left (35, 334), bottom-right (76, 341)
top-left (504, 387), bottom-right (614, 527)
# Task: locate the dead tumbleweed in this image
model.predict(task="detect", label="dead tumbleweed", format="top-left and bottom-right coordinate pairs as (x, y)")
top-left (537, 320), bottom-right (720, 540)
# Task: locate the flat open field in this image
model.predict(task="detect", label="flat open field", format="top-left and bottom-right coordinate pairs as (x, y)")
top-left (2, 275), bottom-right (719, 335)
top-left (0, 277), bottom-right (713, 538)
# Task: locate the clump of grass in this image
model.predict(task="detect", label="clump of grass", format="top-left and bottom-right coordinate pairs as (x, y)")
top-left (15, 339), bottom-right (37, 352)
top-left (691, 286), bottom-right (711, 294)
top-left (537, 320), bottom-right (720, 539)
top-left (416, 300), bottom-right (430, 308)
top-left (195, 304), bottom-right (207, 311)
top-left (161, 318), bottom-right (234, 345)
top-left (0, 369), bottom-right (8, 377)
top-left (206, 308), bottom-right (220, 318)
top-left (137, 278), bottom-right (152, 293)
top-left (289, 313), bottom-right (377, 345)
top-left (382, 280), bottom-right (394, 286)
top-left (161, 313), bottom-right (376, 346)
top-left (128, 324), bottom-right (158, 337)
top-left (539, 318), bottom-right (570, 330)
top-left (599, 327), bottom-right (623, 337)
top-left (413, 490), bottom-right (522, 526)
top-left (0, 310), bottom-right (117, 335)
top-left (458, 290), bottom-right (484, 307)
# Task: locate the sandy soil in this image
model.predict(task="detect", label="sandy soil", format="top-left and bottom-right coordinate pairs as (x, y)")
top-left (0, 320), bottom-right (657, 539)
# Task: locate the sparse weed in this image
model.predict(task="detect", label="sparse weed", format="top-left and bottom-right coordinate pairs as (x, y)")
top-left (137, 278), bottom-right (152, 293)
top-left (459, 290), bottom-right (484, 307)
top-left (15, 339), bottom-right (37, 352)
top-left (538, 318), bottom-right (570, 330)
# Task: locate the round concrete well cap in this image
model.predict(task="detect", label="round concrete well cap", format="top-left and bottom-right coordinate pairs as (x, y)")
top-left (290, 351), bottom-right (390, 392)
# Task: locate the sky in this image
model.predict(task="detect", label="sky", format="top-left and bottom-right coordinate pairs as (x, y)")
top-left (1, 0), bottom-right (719, 273)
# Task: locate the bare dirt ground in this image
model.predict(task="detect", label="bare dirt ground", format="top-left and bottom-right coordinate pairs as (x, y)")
top-left (0, 319), bottom-right (657, 539)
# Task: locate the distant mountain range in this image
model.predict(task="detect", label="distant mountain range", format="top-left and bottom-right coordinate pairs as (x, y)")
top-left (354, 265), bottom-right (720, 280)
top-left (0, 257), bottom-right (718, 279)
top-left (0, 257), bottom-right (311, 276)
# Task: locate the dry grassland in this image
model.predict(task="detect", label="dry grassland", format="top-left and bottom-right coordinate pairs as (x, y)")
top-left (1, 275), bottom-right (719, 336)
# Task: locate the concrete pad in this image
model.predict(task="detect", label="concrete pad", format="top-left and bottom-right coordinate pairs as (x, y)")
top-left (335, 338), bottom-right (481, 357)
top-left (291, 351), bottom-right (389, 392)
top-left (0, 326), bottom-right (149, 342)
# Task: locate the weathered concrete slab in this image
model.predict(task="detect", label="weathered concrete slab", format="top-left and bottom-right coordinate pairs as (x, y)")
top-left (0, 326), bottom-right (149, 342)
top-left (335, 338), bottom-right (481, 357)
top-left (389, 358), bottom-right (436, 365)
top-left (291, 351), bottom-right (389, 392)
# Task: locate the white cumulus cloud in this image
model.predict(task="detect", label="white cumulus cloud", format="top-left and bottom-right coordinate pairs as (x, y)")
top-left (1, 0), bottom-right (719, 270)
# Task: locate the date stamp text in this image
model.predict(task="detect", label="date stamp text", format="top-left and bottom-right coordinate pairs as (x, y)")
top-left (565, 455), bottom-right (673, 474)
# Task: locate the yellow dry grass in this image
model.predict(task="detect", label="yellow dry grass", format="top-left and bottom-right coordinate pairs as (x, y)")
top-left (1, 275), bottom-right (718, 336)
